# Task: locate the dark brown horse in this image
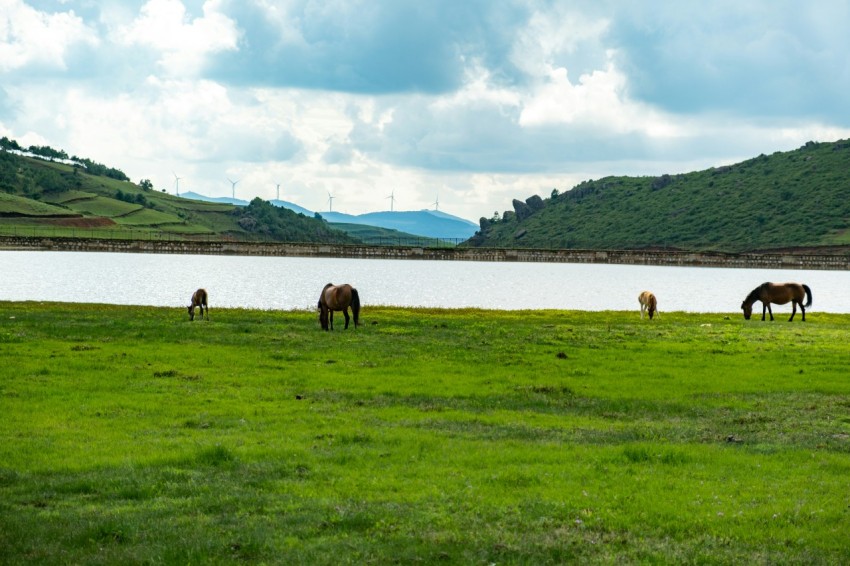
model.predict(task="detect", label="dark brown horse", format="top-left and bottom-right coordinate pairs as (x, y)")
top-left (741, 282), bottom-right (812, 321)
top-left (317, 283), bottom-right (360, 330)
top-left (188, 288), bottom-right (209, 321)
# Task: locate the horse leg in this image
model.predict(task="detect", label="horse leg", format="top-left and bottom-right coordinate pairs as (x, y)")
top-left (329, 310), bottom-right (334, 330)
top-left (795, 301), bottom-right (807, 322)
top-left (789, 301), bottom-right (797, 322)
top-left (640, 303), bottom-right (645, 319)
top-left (342, 307), bottom-right (350, 329)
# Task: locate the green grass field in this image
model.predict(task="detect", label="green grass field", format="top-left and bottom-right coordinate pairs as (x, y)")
top-left (1, 303), bottom-right (849, 564)
top-left (0, 192), bottom-right (76, 217)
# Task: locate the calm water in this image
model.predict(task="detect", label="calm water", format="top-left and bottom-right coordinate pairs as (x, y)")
top-left (1, 250), bottom-right (849, 313)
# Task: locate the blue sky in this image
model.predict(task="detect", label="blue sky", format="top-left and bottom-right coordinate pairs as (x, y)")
top-left (2, 0), bottom-right (849, 222)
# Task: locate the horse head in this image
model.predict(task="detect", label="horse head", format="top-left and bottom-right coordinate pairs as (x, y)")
top-left (741, 302), bottom-right (752, 320)
top-left (317, 299), bottom-right (330, 330)
top-left (188, 304), bottom-right (195, 321)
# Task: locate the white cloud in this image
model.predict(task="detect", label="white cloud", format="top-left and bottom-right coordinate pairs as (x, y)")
top-left (518, 60), bottom-right (685, 140)
top-left (0, 0), bottom-right (98, 72)
top-left (2, 1), bottom-right (850, 224)
top-left (509, 6), bottom-right (609, 77)
top-left (114, 0), bottom-right (238, 76)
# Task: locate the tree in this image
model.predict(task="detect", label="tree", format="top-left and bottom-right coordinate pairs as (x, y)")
top-left (27, 145), bottom-right (68, 161)
top-left (139, 179), bottom-right (153, 191)
top-left (0, 136), bottom-right (22, 151)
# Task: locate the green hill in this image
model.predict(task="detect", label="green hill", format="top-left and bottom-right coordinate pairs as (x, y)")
top-left (0, 143), bottom-right (357, 244)
top-left (468, 139), bottom-right (850, 253)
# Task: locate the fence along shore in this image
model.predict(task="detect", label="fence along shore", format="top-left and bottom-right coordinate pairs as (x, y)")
top-left (1, 235), bottom-right (849, 270)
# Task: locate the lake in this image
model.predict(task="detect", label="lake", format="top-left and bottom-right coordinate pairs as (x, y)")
top-left (2, 250), bottom-right (849, 313)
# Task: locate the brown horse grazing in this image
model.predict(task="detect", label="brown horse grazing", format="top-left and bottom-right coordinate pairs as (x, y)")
top-left (188, 288), bottom-right (209, 321)
top-left (317, 283), bottom-right (360, 330)
top-left (741, 282), bottom-right (812, 321)
top-left (638, 290), bottom-right (658, 320)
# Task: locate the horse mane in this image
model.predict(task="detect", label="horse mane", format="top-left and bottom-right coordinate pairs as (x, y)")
top-left (319, 283), bottom-right (333, 305)
top-left (744, 282), bottom-right (769, 304)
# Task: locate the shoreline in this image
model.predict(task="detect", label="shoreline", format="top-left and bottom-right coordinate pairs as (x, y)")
top-left (2, 235), bottom-right (850, 270)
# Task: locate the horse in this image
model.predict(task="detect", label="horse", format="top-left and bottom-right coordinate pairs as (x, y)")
top-left (741, 282), bottom-right (812, 321)
top-left (188, 288), bottom-right (209, 321)
top-left (317, 283), bottom-right (360, 330)
top-left (638, 290), bottom-right (658, 320)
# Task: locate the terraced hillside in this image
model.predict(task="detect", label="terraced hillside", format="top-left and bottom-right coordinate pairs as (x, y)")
top-left (0, 147), bottom-right (356, 243)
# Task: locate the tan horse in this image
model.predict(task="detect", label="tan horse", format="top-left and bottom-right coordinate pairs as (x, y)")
top-left (741, 282), bottom-right (812, 321)
top-left (638, 291), bottom-right (658, 320)
top-left (318, 283), bottom-right (360, 330)
top-left (188, 288), bottom-right (209, 321)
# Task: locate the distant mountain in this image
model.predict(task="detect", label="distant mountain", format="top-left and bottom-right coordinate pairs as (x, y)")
top-left (180, 191), bottom-right (249, 207)
top-left (269, 199), bottom-right (314, 216)
top-left (182, 192), bottom-right (315, 217)
top-left (181, 191), bottom-right (477, 239)
top-left (319, 210), bottom-right (477, 240)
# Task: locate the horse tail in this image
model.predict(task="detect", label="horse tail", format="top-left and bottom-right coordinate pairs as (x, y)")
top-left (351, 288), bottom-right (361, 327)
top-left (803, 284), bottom-right (813, 308)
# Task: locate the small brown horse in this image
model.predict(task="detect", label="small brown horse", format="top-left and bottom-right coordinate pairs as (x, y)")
top-left (317, 283), bottom-right (360, 330)
top-left (638, 290), bottom-right (658, 320)
top-left (188, 288), bottom-right (209, 321)
top-left (741, 282), bottom-right (812, 321)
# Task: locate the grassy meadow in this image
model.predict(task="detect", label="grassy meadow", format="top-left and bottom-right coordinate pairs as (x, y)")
top-left (1, 302), bottom-right (849, 564)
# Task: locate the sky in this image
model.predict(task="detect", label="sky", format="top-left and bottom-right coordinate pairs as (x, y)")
top-left (2, 1), bottom-right (850, 223)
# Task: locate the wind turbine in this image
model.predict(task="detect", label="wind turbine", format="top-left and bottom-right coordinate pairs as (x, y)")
top-left (327, 191), bottom-right (335, 212)
top-left (275, 183), bottom-right (281, 201)
top-left (433, 194), bottom-right (440, 211)
top-left (172, 171), bottom-right (181, 196)
top-left (386, 190), bottom-right (396, 212)
top-left (227, 177), bottom-right (239, 199)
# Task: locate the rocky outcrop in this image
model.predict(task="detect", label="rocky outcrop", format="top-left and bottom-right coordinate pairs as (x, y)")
top-left (525, 195), bottom-right (545, 211)
top-left (512, 199), bottom-right (531, 220)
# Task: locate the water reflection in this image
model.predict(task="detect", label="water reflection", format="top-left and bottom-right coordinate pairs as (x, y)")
top-left (2, 250), bottom-right (850, 313)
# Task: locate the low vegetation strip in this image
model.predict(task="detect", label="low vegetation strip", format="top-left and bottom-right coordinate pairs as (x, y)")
top-left (1, 303), bottom-right (849, 563)
top-left (4, 236), bottom-right (850, 271)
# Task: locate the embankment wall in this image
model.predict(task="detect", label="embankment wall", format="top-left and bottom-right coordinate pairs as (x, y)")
top-left (1, 236), bottom-right (848, 270)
